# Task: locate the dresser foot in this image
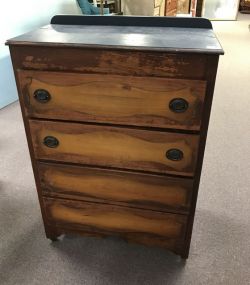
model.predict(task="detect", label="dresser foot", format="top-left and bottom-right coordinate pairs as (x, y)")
top-left (180, 254), bottom-right (188, 260)
top-left (49, 237), bottom-right (59, 242)
top-left (179, 249), bottom-right (189, 259)
top-left (45, 225), bottom-right (61, 241)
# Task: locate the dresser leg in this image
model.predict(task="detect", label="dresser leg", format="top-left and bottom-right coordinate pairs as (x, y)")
top-left (44, 225), bottom-right (61, 241)
top-left (180, 246), bottom-right (190, 259)
top-left (47, 233), bottom-right (60, 241)
top-left (180, 252), bottom-right (188, 259)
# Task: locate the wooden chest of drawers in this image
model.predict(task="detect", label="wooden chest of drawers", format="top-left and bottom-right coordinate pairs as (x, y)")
top-left (7, 16), bottom-right (223, 258)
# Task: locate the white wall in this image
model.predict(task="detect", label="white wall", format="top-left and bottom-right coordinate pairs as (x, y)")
top-left (0, 0), bottom-right (81, 109)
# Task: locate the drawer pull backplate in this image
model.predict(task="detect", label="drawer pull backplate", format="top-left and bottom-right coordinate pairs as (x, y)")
top-left (43, 136), bottom-right (59, 148)
top-left (166, 149), bottom-right (184, 161)
top-left (34, 89), bottom-right (51, 103)
top-left (169, 98), bottom-right (189, 113)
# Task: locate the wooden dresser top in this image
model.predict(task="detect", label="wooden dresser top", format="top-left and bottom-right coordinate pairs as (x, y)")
top-left (6, 16), bottom-right (224, 55)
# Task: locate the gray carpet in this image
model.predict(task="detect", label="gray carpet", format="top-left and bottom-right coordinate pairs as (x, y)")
top-left (1, 15), bottom-right (250, 285)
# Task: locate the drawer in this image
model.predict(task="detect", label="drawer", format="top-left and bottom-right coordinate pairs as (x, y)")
top-left (13, 47), bottom-right (208, 79)
top-left (30, 120), bottom-right (199, 176)
top-left (19, 70), bottom-right (206, 131)
top-left (38, 162), bottom-right (193, 213)
top-left (43, 197), bottom-right (187, 251)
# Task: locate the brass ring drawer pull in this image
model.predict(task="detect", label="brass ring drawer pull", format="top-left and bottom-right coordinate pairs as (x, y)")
top-left (166, 149), bottom-right (183, 161)
top-left (43, 136), bottom-right (59, 148)
top-left (169, 98), bottom-right (189, 113)
top-left (34, 89), bottom-right (51, 103)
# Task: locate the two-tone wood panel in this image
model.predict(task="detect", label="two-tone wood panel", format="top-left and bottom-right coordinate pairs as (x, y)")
top-left (38, 162), bottom-right (193, 213)
top-left (18, 70), bottom-right (206, 131)
top-left (10, 46), bottom-right (208, 79)
top-left (43, 197), bottom-right (187, 252)
top-left (29, 120), bottom-right (199, 176)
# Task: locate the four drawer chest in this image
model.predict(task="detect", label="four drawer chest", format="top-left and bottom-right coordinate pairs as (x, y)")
top-left (6, 16), bottom-right (223, 258)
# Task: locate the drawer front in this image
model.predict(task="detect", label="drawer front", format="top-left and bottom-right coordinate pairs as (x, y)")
top-left (43, 197), bottom-right (187, 250)
top-left (12, 46), bottom-right (208, 79)
top-left (19, 71), bottom-right (206, 131)
top-left (39, 162), bottom-right (193, 213)
top-left (30, 120), bottom-right (199, 176)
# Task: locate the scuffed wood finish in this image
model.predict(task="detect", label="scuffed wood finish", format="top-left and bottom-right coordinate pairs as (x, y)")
top-left (30, 120), bottom-right (199, 176)
top-left (6, 23), bottom-right (223, 54)
top-left (10, 46), bottom-right (208, 79)
top-left (7, 18), bottom-right (223, 258)
top-left (19, 70), bottom-right (206, 131)
top-left (43, 197), bottom-right (187, 252)
top-left (38, 162), bottom-right (193, 213)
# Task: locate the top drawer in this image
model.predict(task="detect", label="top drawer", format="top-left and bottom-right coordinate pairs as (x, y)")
top-left (18, 70), bottom-right (206, 131)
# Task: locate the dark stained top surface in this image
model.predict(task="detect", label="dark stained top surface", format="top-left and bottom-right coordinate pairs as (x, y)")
top-left (6, 23), bottom-right (224, 54)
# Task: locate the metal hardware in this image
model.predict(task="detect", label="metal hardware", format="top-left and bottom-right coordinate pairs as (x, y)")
top-left (169, 98), bottom-right (189, 113)
top-left (43, 136), bottom-right (59, 148)
top-left (34, 89), bottom-right (51, 103)
top-left (166, 149), bottom-right (184, 161)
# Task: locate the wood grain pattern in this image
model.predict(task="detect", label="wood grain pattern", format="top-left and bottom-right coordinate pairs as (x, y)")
top-left (38, 162), bottom-right (193, 213)
top-left (43, 197), bottom-right (187, 251)
top-left (6, 22), bottom-right (223, 55)
top-left (10, 46), bottom-right (208, 79)
top-left (181, 55), bottom-right (220, 258)
top-left (30, 120), bottom-right (199, 176)
top-left (7, 20), bottom-right (222, 258)
top-left (19, 70), bottom-right (206, 131)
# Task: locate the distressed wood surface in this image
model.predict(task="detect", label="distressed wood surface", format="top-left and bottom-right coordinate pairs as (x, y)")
top-left (10, 46), bottom-right (208, 79)
top-left (39, 162), bottom-right (193, 213)
top-left (6, 23), bottom-right (223, 54)
top-left (8, 25), bottom-right (222, 258)
top-left (43, 197), bottom-right (187, 251)
top-left (19, 70), bottom-right (206, 131)
top-left (181, 55), bottom-right (220, 258)
top-left (30, 120), bottom-right (199, 176)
